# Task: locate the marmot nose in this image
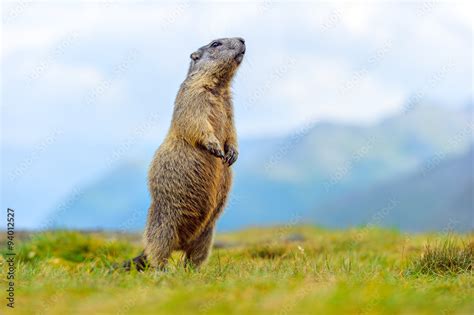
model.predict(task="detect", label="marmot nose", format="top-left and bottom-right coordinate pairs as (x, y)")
top-left (235, 38), bottom-right (245, 54)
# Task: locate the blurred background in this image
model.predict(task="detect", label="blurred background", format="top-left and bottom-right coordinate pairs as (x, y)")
top-left (1, 0), bottom-right (472, 232)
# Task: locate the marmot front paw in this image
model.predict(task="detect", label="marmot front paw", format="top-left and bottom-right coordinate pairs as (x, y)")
top-left (224, 144), bottom-right (238, 166)
top-left (205, 141), bottom-right (225, 159)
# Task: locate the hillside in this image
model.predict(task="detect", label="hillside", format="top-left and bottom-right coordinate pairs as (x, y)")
top-left (317, 148), bottom-right (474, 231)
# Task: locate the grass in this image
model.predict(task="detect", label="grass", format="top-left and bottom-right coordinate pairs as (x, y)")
top-left (407, 237), bottom-right (473, 276)
top-left (1, 226), bottom-right (473, 314)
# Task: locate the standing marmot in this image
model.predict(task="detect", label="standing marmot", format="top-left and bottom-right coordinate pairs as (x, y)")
top-left (124, 37), bottom-right (245, 270)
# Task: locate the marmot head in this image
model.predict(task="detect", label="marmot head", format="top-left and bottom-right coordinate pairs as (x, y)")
top-left (187, 37), bottom-right (246, 81)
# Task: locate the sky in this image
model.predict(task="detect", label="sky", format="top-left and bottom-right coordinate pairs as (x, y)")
top-left (1, 0), bottom-right (473, 228)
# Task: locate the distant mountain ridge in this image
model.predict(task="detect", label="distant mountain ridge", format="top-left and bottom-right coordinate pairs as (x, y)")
top-left (315, 148), bottom-right (473, 231)
top-left (48, 104), bottom-right (473, 232)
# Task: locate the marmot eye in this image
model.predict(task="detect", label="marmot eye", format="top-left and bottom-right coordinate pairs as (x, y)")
top-left (211, 41), bottom-right (222, 48)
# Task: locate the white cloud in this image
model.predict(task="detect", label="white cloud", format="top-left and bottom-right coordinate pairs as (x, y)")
top-left (272, 55), bottom-right (406, 127)
top-left (1, 63), bottom-right (103, 146)
top-left (2, 27), bottom-right (63, 57)
top-left (38, 63), bottom-right (102, 90)
top-left (338, 3), bottom-right (377, 37)
top-left (444, 1), bottom-right (474, 29)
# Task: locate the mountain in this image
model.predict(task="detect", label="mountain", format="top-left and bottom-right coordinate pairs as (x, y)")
top-left (47, 104), bottom-right (473, 231)
top-left (315, 148), bottom-right (473, 231)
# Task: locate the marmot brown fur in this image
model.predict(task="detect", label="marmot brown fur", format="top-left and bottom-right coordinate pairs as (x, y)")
top-left (124, 37), bottom-right (245, 271)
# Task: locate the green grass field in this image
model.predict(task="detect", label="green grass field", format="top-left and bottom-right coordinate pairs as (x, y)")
top-left (1, 226), bottom-right (472, 314)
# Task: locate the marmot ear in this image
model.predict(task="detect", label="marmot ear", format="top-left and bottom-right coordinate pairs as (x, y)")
top-left (190, 51), bottom-right (201, 61)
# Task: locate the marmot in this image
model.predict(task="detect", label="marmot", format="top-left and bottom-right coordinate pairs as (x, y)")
top-left (124, 37), bottom-right (245, 270)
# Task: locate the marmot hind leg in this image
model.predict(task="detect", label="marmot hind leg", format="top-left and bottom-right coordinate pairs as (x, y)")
top-left (184, 225), bottom-right (214, 268)
top-left (184, 173), bottom-right (231, 268)
top-left (144, 207), bottom-right (178, 269)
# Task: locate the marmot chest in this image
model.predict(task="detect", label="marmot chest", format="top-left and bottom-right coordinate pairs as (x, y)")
top-left (208, 101), bottom-right (231, 143)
